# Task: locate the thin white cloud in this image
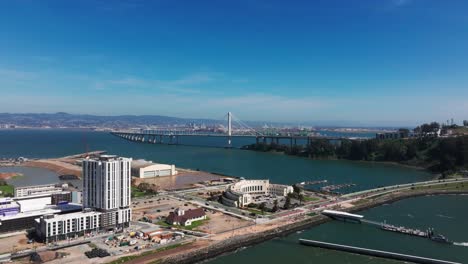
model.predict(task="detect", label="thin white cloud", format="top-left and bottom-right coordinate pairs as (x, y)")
top-left (0, 68), bottom-right (37, 80)
top-left (93, 72), bottom-right (221, 93)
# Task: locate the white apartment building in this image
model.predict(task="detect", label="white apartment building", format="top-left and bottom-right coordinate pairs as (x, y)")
top-left (35, 210), bottom-right (101, 243)
top-left (83, 155), bottom-right (131, 211)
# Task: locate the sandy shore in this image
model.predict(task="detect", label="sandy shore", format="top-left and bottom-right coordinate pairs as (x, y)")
top-left (22, 160), bottom-right (82, 178)
top-left (0, 172), bottom-right (23, 180)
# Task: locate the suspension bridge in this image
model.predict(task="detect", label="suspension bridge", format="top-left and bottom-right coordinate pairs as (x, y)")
top-left (110, 112), bottom-right (346, 148)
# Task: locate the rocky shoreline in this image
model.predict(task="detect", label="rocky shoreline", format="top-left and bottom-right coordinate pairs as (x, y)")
top-left (159, 189), bottom-right (468, 264)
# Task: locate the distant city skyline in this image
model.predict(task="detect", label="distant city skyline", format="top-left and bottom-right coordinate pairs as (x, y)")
top-left (1, 0), bottom-right (467, 126)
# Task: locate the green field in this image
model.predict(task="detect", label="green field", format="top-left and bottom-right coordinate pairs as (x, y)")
top-left (303, 196), bottom-right (320, 202)
top-left (413, 181), bottom-right (468, 191)
top-left (245, 207), bottom-right (270, 216)
top-left (131, 186), bottom-right (146, 198)
top-left (156, 217), bottom-right (209, 231)
top-left (0, 185), bottom-right (14, 197)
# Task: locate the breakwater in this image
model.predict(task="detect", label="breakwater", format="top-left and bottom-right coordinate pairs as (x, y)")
top-left (298, 239), bottom-right (460, 264)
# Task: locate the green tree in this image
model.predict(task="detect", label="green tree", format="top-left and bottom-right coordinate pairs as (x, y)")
top-left (398, 128), bottom-right (410, 138)
top-left (283, 196), bottom-right (291, 209)
top-left (292, 184), bottom-right (302, 194)
top-left (272, 200), bottom-right (279, 212)
top-left (138, 182), bottom-right (158, 194)
top-left (298, 194), bottom-right (304, 206)
top-left (258, 202), bottom-right (266, 214)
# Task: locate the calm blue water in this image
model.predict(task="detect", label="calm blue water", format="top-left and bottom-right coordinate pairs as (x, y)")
top-left (209, 195), bottom-right (468, 264)
top-left (0, 129), bottom-right (431, 193)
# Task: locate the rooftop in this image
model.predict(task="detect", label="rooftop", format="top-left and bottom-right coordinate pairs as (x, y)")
top-left (0, 203), bottom-right (82, 221)
top-left (167, 208), bottom-right (205, 224)
top-left (131, 159), bottom-right (174, 169)
top-left (85, 155), bottom-right (132, 162)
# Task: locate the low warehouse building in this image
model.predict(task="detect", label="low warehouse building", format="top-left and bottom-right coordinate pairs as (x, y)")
top-left (131, 159), bottom-right (177, 178)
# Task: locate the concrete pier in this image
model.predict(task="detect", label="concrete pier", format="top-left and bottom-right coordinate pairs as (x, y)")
top-left (299, 239), bottom-right (460, 264)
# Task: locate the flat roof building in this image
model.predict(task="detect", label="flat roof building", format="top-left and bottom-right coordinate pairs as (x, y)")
top-left (35, 209), bottom-right (101, 243)
top-left (0, 202), bottom-right (82, 234)
top-left (15, 183), bottom-right (67, 198)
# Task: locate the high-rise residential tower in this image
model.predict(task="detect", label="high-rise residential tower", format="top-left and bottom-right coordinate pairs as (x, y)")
top-left (35, 155), bottom-right (133, 242)
top-left (82, 155), bottom-right (132, 228)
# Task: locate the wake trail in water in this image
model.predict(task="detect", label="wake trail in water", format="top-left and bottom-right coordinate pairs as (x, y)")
top-left (453, 242), bottom-right (468, 247)
top-left (436, 214), bottom-right (454, 219)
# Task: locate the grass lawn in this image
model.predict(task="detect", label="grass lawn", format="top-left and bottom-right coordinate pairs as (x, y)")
top-left (0, 185), bottom-right (14, 197)
top-left (182, 218), bottom-right (208, 230)
top-left (303, 196), bottom-right (320, 202)
top-left (131, 186), bottom-right (147, 198)
top-left (156, 220), bottom-right (171, 228)
top-left (245, 208), bottom-right (270, 216)
top-left (412, 181), bottom-right (468, 191)
top-left (156, 217), bottom-right (209, 231)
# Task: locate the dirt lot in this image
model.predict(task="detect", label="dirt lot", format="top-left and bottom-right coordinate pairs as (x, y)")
top-left (0, 233), bottom-right (44, 254)
top-left (132, 196), bottom-right (198, 221)
top-left (197, 211), bottom-right (252, 234)
top-left (46, 244), bottom-right (94, 264)
top-left (133, 170), bottom-right (224, 191)
top-left (0, 172), bottom-right (22, 180)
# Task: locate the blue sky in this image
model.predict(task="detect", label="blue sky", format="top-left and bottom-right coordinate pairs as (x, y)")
top-left (1, 0), bottom-right (468, 126)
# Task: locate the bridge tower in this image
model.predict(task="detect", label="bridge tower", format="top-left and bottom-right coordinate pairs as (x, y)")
top-left (227, 112), bottom-right (232, 147)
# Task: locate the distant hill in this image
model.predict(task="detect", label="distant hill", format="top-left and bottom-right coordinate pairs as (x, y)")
top-left (0, 112), bottom-right (401, 130)
top-left (0, 112), bottom-right (223, 129)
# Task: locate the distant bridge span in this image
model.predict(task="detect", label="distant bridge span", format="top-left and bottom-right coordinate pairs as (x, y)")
top-left (110, 131), bottom-right (345, 146)
top-left (110, 112), bottom-right (352, 147)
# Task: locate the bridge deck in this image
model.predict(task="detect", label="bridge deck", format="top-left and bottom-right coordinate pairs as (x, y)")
top-left (110, 131), bottom-right (345, 140)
